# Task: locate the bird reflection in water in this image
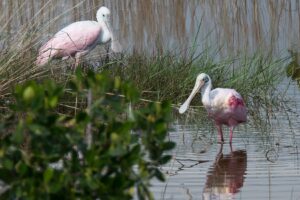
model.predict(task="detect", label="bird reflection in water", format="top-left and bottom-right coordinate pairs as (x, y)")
top-left (203, 145), bottom-right (247, 200)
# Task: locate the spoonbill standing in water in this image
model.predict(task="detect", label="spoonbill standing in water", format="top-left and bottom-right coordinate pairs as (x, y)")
top-left (36, 6), bottom-right (122, 67)
top-left (179, 73), bottom-right (247, 144)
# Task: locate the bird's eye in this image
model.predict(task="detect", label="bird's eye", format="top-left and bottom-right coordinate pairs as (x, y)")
top-left (203, 77), bottom-right (209, 83)
top-left (103, 14), bottom-right (105, 17)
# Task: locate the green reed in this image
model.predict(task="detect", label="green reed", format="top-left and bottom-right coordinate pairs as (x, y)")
top-left (0, 0), bottom-right (293, 122)
top-left (105, 50), bottom-right (289, 110)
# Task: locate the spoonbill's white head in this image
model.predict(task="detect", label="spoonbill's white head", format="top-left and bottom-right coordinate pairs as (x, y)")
top-left (179, 73), bottom-right (211, 114)
top-left (97, 6), bottom-right (111, 23)
top-left (195, 73), bottom-right (211, 90)
top-left (96, 6), bottom-right (123, 53)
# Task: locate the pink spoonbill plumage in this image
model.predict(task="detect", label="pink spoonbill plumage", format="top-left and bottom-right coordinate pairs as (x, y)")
top-left (36, 6), bottom-right (122, 67)
top-left (179, 73), bottom-right (247, 144)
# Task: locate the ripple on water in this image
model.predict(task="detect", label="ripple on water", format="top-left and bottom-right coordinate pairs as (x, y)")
top-left (151, 86), bottom-right (300, 200)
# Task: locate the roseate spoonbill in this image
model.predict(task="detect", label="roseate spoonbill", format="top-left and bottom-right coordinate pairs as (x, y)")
top-left (36, 6), bottom-right (122, 67)
top-left (179, 73), bottom-right (247, 143)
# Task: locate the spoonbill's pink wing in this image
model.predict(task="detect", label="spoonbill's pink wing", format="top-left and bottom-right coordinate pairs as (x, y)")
top-left (227, 94), bottom-right (247, 123)
top-left (207, 88), bottom-right (247, 125)
top-left (36, 21), bottom-right (102, 66)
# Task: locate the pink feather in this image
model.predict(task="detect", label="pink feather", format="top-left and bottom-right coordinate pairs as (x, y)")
top-left (179, 73), bottom-right (247, 144)
top-left (36, 21), bottom-right (103, 66)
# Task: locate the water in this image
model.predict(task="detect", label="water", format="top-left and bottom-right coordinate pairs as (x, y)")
top-left (154, 128), bottom-right (300, 199)
top-left (151, 82), bottom-right (300, 200)
top-left (1, 1), bottom-right (300, 199)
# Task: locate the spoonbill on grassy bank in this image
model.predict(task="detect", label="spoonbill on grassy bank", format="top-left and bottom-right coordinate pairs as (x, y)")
top-left (36, 6), bottom-right (122, 67)
top-left (179, 73), bottom-right (247, 144)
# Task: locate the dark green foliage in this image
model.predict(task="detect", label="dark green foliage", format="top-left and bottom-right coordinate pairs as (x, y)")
top-left (0, 70), bottom-right (175, 200)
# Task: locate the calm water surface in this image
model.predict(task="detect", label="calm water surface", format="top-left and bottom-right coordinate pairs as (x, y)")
top-left (151, 82), bottom-right (300, 200)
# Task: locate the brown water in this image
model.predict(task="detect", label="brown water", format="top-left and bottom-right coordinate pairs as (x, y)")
top-left (1, 1), bottom-right (300, 199)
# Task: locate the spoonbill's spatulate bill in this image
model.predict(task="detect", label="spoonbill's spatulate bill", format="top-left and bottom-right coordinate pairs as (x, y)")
top-left (36, 6), bottom-right (122, 67)
top-left (179, 73), bottom-right (247, 143)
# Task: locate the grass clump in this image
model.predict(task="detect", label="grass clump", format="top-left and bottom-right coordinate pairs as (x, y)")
top-left (104, 50), bottom-right (289, 120)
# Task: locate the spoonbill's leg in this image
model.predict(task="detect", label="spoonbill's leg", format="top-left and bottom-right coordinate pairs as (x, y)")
top-left (74, 50), bottom-right (89, 69)
top-left (216, 124), bottom-right (224, 144)
top-left (229, 142), bottom-right (233, 152)
top-left (74, 56), bottom-right (81, 69)
top-left (69, 56), bottom-right (79, 70)
top-left (62, 56), bottom-right (70, 61)
top-left (229, 126), bottom-right (234, 144)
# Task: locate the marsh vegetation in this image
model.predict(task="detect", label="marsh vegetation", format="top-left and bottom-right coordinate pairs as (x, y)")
top-left (0, 0), bottom-right (300, 199)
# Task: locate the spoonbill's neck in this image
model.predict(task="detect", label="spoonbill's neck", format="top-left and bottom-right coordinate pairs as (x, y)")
top-left (201, 82), bottom-right (212, 107)
top-left (98, 20), bottom-right (108, 27)
top-left (98, 21), bottom-right (112, 44)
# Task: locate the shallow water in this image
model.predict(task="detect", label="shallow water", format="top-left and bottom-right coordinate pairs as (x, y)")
top-left (151, 82), bottom-right (300, 200)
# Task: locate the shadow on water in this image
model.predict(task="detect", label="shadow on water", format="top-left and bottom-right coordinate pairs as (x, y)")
top-left (203, 145), bottom-right (247, 200)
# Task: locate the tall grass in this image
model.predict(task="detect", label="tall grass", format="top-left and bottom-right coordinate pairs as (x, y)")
top-left (0, 1), bottom-right (86, 102)
top-left (105, 50), bottom-right (289, 107)
top-left (0, 35), bottom-right (291, 122)
top-left (0, 0), bottom-right (294, 122)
